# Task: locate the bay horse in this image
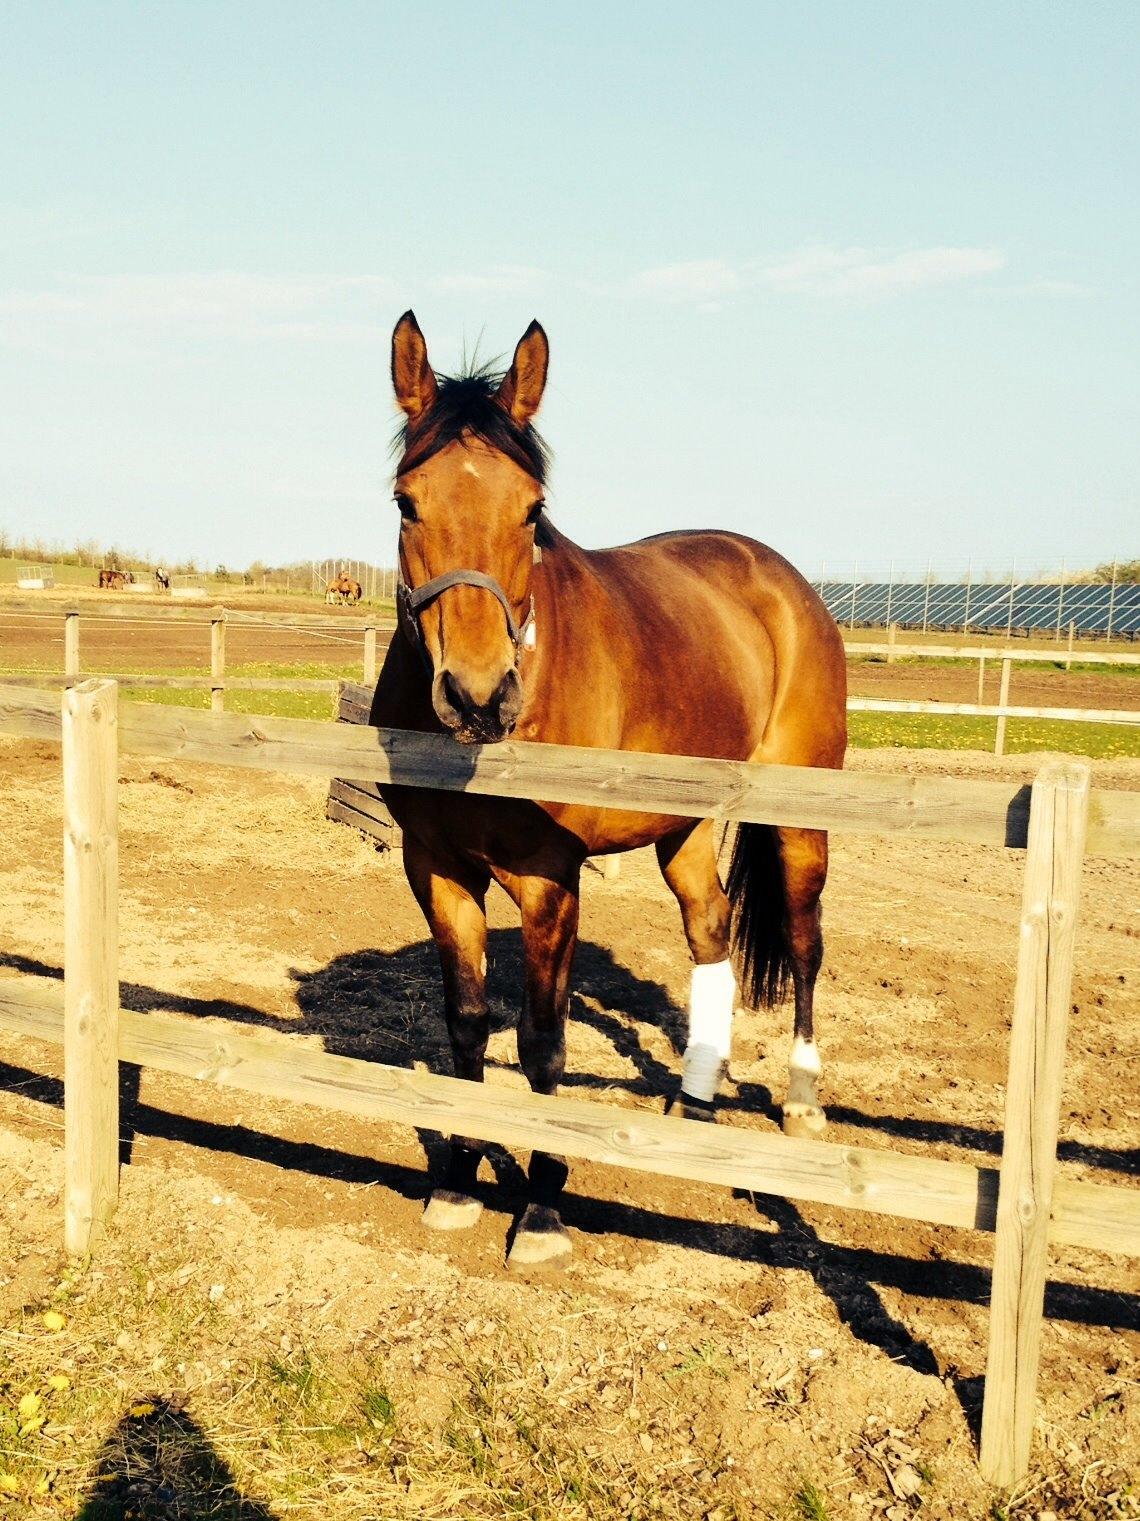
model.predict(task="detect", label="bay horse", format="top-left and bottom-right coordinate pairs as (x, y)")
top-left (326, 572), bottom-right (363, 605)
top-left (373, 312), bottom-right (847, 1270)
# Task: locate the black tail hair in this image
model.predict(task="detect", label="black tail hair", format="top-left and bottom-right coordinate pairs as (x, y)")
top-left (726, 823), bottom-right (792, 1008)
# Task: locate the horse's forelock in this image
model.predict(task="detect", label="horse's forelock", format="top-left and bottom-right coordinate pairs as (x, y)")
top-left (393, 370), bottom-right (549, 483)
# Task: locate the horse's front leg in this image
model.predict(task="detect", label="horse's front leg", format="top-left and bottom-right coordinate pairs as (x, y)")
top-left (403, 836), bottom-right (493, 1231)
top-left (506, 870), bottom-right (580, 1272)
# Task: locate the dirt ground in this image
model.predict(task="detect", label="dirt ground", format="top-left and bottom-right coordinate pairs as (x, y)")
top-left (0, 738), bottom-right (1137, 1518)
top-left (0, 602), bottom-right (382, 676)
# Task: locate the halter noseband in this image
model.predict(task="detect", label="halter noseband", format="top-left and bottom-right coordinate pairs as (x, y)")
top-left (396, 567), bottom-right (536, 672)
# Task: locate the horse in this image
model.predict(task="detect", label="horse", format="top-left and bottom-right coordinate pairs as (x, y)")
top-left (98, 568), bottom-right (125, 590)
top-left (372, 311), bottom-right (847, 1271)
top-left (341, 576), bottom-right (363, 605)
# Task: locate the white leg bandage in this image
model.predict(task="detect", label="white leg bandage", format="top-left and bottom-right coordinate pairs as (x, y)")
top-left (681, 959), bottom-right (736, 1102)
top-left (786, 1035), bottom-right (822, 1111)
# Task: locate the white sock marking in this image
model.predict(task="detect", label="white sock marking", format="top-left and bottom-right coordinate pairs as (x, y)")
top-left (787, 1035), bottom-right (821, 1110)
top-left (681, 959), bottom-right (735, 1102)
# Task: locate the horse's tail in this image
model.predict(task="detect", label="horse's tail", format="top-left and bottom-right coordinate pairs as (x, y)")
top-left (726, 823), bottom-right (791, 1009)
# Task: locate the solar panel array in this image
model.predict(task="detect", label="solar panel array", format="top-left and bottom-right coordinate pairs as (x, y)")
top-left (819, 581), bottom-right (1140, 638)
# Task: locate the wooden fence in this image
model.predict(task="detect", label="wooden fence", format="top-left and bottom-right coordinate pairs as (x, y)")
top-left (2, 608), bottom-right (1139, 755)
top-left (854, 627), bottom-right (1140, 754)
top-left (1, 680), bottom-right (1139, 1485)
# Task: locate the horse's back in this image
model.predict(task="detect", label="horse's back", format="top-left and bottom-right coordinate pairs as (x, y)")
top-left (580, 529), bottom-right (846, 769)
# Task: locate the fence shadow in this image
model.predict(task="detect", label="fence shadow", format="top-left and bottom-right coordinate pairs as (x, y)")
top-left (3, 1048), bottom-right (1136, 1445)
top-left (4, 943), bottom-right (1138, 1183)
top-left (74, 1395), bottom-right (276, 1518)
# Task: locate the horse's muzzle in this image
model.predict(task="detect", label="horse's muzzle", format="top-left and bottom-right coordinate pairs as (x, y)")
top-left (432, 665), bottom-right (524, 744)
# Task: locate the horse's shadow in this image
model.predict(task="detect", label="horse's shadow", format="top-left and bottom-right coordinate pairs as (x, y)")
top-left (3, 936), bottom-right (1137, 1438)
top-left (286, 928), bottom-right (688, 1094)
top-left (284, 928), bottom-right (691, 1190)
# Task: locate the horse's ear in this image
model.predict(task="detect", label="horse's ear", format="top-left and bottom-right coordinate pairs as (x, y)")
top-left (391, 310), bottom-right (438, 422)
top-left (497, 320), bottom-right (549, 425)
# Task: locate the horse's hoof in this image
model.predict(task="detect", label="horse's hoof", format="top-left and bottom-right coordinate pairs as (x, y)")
top-left (782, 1104), bottom-right (827, 1140)
top-left (665, 1087), bottom-right (719, 1123)
top-left (507, 1206), bottom-right (572, 1273)
top-left (422, 1189), bottom-right (483, 1231)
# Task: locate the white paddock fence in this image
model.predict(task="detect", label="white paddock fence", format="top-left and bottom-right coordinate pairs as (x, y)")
top-left (0, 680), bottom-right (1138, 1485)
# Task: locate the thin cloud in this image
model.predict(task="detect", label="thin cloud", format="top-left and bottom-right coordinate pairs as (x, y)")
top-left (0, 272), bottom-right (395, 347)
top-left (435, 265), bottom-right (548, 294)
top-left (631, 245), bottom-right (1007, 302)
top-left (629, 259), bottom-right (742, 300)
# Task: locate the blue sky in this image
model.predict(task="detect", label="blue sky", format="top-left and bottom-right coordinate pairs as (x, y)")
top-left (1, 1), bottom-right (1136, 576)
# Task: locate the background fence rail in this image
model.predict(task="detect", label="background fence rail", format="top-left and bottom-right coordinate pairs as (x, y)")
top-left (3, 607), bottom-right (1138, 753)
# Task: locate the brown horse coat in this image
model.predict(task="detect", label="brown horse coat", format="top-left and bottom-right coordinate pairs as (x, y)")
top-left (372, 312), bottom-right (846, 1268)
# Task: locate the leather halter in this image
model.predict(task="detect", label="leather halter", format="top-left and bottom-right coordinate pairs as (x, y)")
top-left (396, 567), bottom-right (535, 673)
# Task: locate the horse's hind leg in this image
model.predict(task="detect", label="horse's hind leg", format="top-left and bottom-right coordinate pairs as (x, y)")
top-left (656, 820), bottom-right (735, 1119)
top-left (777, 826), bottom-right (829, 1139)
top-left (507, 870), bottom-right (580, 1272)
top-left (402, 836), bottom-right (492, 1230)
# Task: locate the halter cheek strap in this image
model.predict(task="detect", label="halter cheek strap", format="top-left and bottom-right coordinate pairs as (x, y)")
top-left (396, 567), bottom-right (536, 672)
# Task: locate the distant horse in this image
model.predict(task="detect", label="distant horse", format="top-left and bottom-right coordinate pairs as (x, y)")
top-left (98, 568), bottom-right (126, 590)
top-left (326, 572), bottom-right (362, 605)
top-left (373, 312), bottom-right (847, 1270)
top-left (155, 568), bottom-right (170, 592)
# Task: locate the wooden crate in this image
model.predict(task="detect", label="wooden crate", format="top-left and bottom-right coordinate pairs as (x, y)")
top-left (325, 681), bottom-right (400, 848)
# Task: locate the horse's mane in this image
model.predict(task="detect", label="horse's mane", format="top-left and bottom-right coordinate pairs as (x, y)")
top-left (393, 363), bottom-right (550, 484)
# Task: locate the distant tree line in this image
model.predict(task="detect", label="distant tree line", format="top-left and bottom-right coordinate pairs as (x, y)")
top-left (0, 529), bottom-right (390, 592)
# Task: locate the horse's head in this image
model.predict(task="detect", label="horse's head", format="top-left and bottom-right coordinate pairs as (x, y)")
top-left (390, 310), bottom-right (550, 744)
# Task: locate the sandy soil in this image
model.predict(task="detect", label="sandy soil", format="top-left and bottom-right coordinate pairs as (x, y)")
top-left (0, 739), bottom-right (1137, 1517)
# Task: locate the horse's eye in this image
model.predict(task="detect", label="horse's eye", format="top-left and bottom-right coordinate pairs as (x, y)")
top-left (525, 500), bottom-right (545, 526)
top-left (394, 493), bottom-right (418, 522)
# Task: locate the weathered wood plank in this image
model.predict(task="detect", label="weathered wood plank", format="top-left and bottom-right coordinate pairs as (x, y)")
top-left (326, 782), bottom-right (398, 844)
top-left (61, 681), bottom-right (120, 1253)
top-left (849, 642), bottom-right (1140, 668)
top-left (0, 598), bottom-right (396, 631)
top-left (980, 763), bottom-right (1092, 1484)
top-left (0, 673), bottom-right (341, 692)
top-left (847, 697), bottom-right (1139, 725)
top-left (1, 682), bottom-right (1137, 856)
top-left (210, 611), bottom-right (226, 713)
top-left (3, 976), bottom-right (1137, 1256)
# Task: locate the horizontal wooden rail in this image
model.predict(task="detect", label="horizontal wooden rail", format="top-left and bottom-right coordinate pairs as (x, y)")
top-left (2, 976), bottom-right (1137, 1256)
top-left (0, 598), bottom-right (395, 630)
top-left (849, 641), bottom-right (1140, 668)
top-left (4, 679), bottom-right (1135, 727)
top-left (0, 672), bottom-right (341, 693)
top-left (2, 683), bottom-right (1138, 857)
top-left (848, 697), bottom-right (1140, 725)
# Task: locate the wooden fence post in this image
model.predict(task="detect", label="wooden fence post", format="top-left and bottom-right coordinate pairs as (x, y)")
top-left (211, 609), bottom-right (226, 712)
top-left (64, 611), bottom-right (80, 679)
top-left (994, 657), bottom-right (1011, 756)
top-left (977, 654), bottom-right (986, 705)
top-left (886, 622), bottom-right (897, 664)
top-left (63, 678), bottom-right (120, 1255)
top-left (363, 625), bottom-right (378, 686)
top-left (979, 760), bottom-right (1090, 1486)
top-left (1065, 621), bottom-right (1075, 672)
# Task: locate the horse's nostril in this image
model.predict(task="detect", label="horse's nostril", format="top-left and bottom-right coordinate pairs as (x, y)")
top-left (440, 668), bottom-right (467, 716)
top-left (435, 665), bottom-right (520, 738)
top-left (492, 669), bottom-right (523, 726)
